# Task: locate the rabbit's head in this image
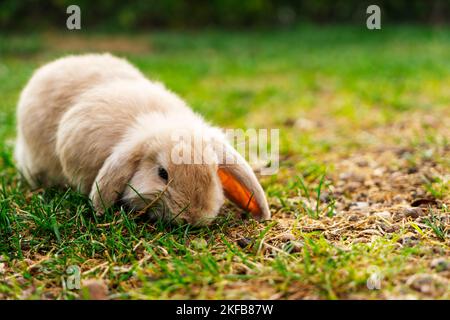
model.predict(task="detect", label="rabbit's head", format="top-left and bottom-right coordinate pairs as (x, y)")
top-left (90, 113), bottom-right (270, 226)
top-left (122, 139), bottom-right (225, 225)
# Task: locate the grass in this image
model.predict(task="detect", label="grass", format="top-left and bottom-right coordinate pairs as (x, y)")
top-left (0, 25), bottom-right (449, 299)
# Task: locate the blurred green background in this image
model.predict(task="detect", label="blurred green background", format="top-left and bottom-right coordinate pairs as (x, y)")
top-left (1, 0), bottom-right (448, 31)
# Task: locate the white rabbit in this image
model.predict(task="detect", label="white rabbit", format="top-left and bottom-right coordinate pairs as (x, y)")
top-left (15, 53), bottom-right (270, 225)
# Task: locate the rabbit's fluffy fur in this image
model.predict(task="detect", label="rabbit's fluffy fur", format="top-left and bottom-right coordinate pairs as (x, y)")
top-left (15, 53), bottom-right (270, 225)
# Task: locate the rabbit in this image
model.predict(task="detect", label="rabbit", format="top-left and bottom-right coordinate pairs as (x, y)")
top-left (15, 53), bottom-right (270, 226)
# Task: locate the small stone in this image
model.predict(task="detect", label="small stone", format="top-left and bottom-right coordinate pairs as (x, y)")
top-left (319, 192), bottom-right (333, 203)
top-left (423, 149), bottom-right (433, 159)
top-left (374, 211), bottom-right (391, 219)
top-left (285, 240), bottom-right (303, 253)
top-left (346, 181), bottom-right (361, 192)
top-left (237, 237), bottom-right (253, 248)
top-left (279, 232), bottom-right (295, 242)
top-left (191, 238), bottom-right (208, 250)
top-left (373, 168), bottom-right (385, 177)
top-left (406, 274), bottom-right (447, 295)
top-left (352, 238), bottom-right (368, 243)
top-left (398, 233), bottom-right (419, 246)
top-left (339, 172), bottom-right (352, 180)
top-left (355, 158), bottom-right (368, 167)
top-left (430, 258), bottom-right (449, 272)
top-left (392, 195), bottom-right (404, 203)
top-left (390, 172), bottom-right (403, 180)
top-left (407, 167), bottom-right (418, 174)
top-left (380, 224), bottom-right (397, 233)
top-left (81, 279), bottom-right (108, 300)
top-left (349, 202), bottom-right (369, 210)
top-left (348, 215), bottom-right (359, 222)
top-left (380, 224), bottom-right (395, 233)
top-left (403, 207), bottom-right (424, 219)
top-left (408, 275), bottom-right (433, 293)
top-left (339, 172), bottom-right (364, 182)
top-left (399, 151), bottom-right (413, 159)
top-left (412, 190), bottom-right (426, 198)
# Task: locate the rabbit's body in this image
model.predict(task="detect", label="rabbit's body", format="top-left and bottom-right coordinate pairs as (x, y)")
top-left (15, 53), bottom-right (270, 225)
top-left (17, 54), bottom-right (185, 189)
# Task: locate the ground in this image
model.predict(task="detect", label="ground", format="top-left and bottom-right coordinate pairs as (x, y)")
top-left (0, 26), bottom-right (449, 299)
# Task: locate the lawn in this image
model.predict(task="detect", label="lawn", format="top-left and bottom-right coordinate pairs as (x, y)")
top-left (0, 25), bottom-right (449, 299)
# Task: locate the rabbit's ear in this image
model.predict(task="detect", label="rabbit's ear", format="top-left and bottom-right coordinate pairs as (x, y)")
top-left (89, 142), bottom-right (142, 215)
top-left (216, 143), bottom-right (270, 221)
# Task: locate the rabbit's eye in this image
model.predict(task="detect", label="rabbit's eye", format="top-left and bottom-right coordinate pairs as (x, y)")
top-left (158, 167), bottom-right (168, 182)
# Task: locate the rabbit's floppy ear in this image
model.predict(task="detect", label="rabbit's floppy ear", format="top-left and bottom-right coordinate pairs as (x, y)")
top-left (216, 142), bottom-right (270, 221)
top-left (89, 141), bottom-right (142, 215)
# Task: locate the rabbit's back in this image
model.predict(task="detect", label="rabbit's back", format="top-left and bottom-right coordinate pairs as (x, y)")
top-left (15, 53), bottom-right (145, 186)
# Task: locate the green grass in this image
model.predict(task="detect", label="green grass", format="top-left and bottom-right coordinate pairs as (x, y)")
top-left (0, 25), bottom-right (449, 299)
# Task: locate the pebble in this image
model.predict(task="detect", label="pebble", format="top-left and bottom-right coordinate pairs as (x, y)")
top-left (346, 181), bottom-right (362, 192)
top-left (406, 274), bottom-right (446, 294)
top-left (402, 207), bottom-right (424, 219)
top-left (392, 195), bottom-right (404, 203)
top-left (278, 232), bottom-right (295, 242)
top-left (191, 238), bottom-right (208, 250)
top-left (430, 258), bottom-right (449, 272)
top-left (339, 172), bottom-right (364, 182)
top-left (352, 238), bottom-right (369, 243)
top-left (374, 211), bottom-right (391, 219)
top-left (286, 240), bottom-right (304, 253)
top-left (373, 167), bottom-right (385, 177)
top-left (407, 275), bottom-right (433, 293)
top-left (355, 159), bottom-right (368, 167)
top-left (319, 192), bottom-right (333, 203)
top-left (237, 237), bottom-right (253, 248)
top-left (349, 202), bottom-right (369, 210)
top-left (398, 233), bottom-right (419, 246)
top-left (380, 224), bottom-right (399, 233)
top-left (407, 167), bottom-right (418, 174)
